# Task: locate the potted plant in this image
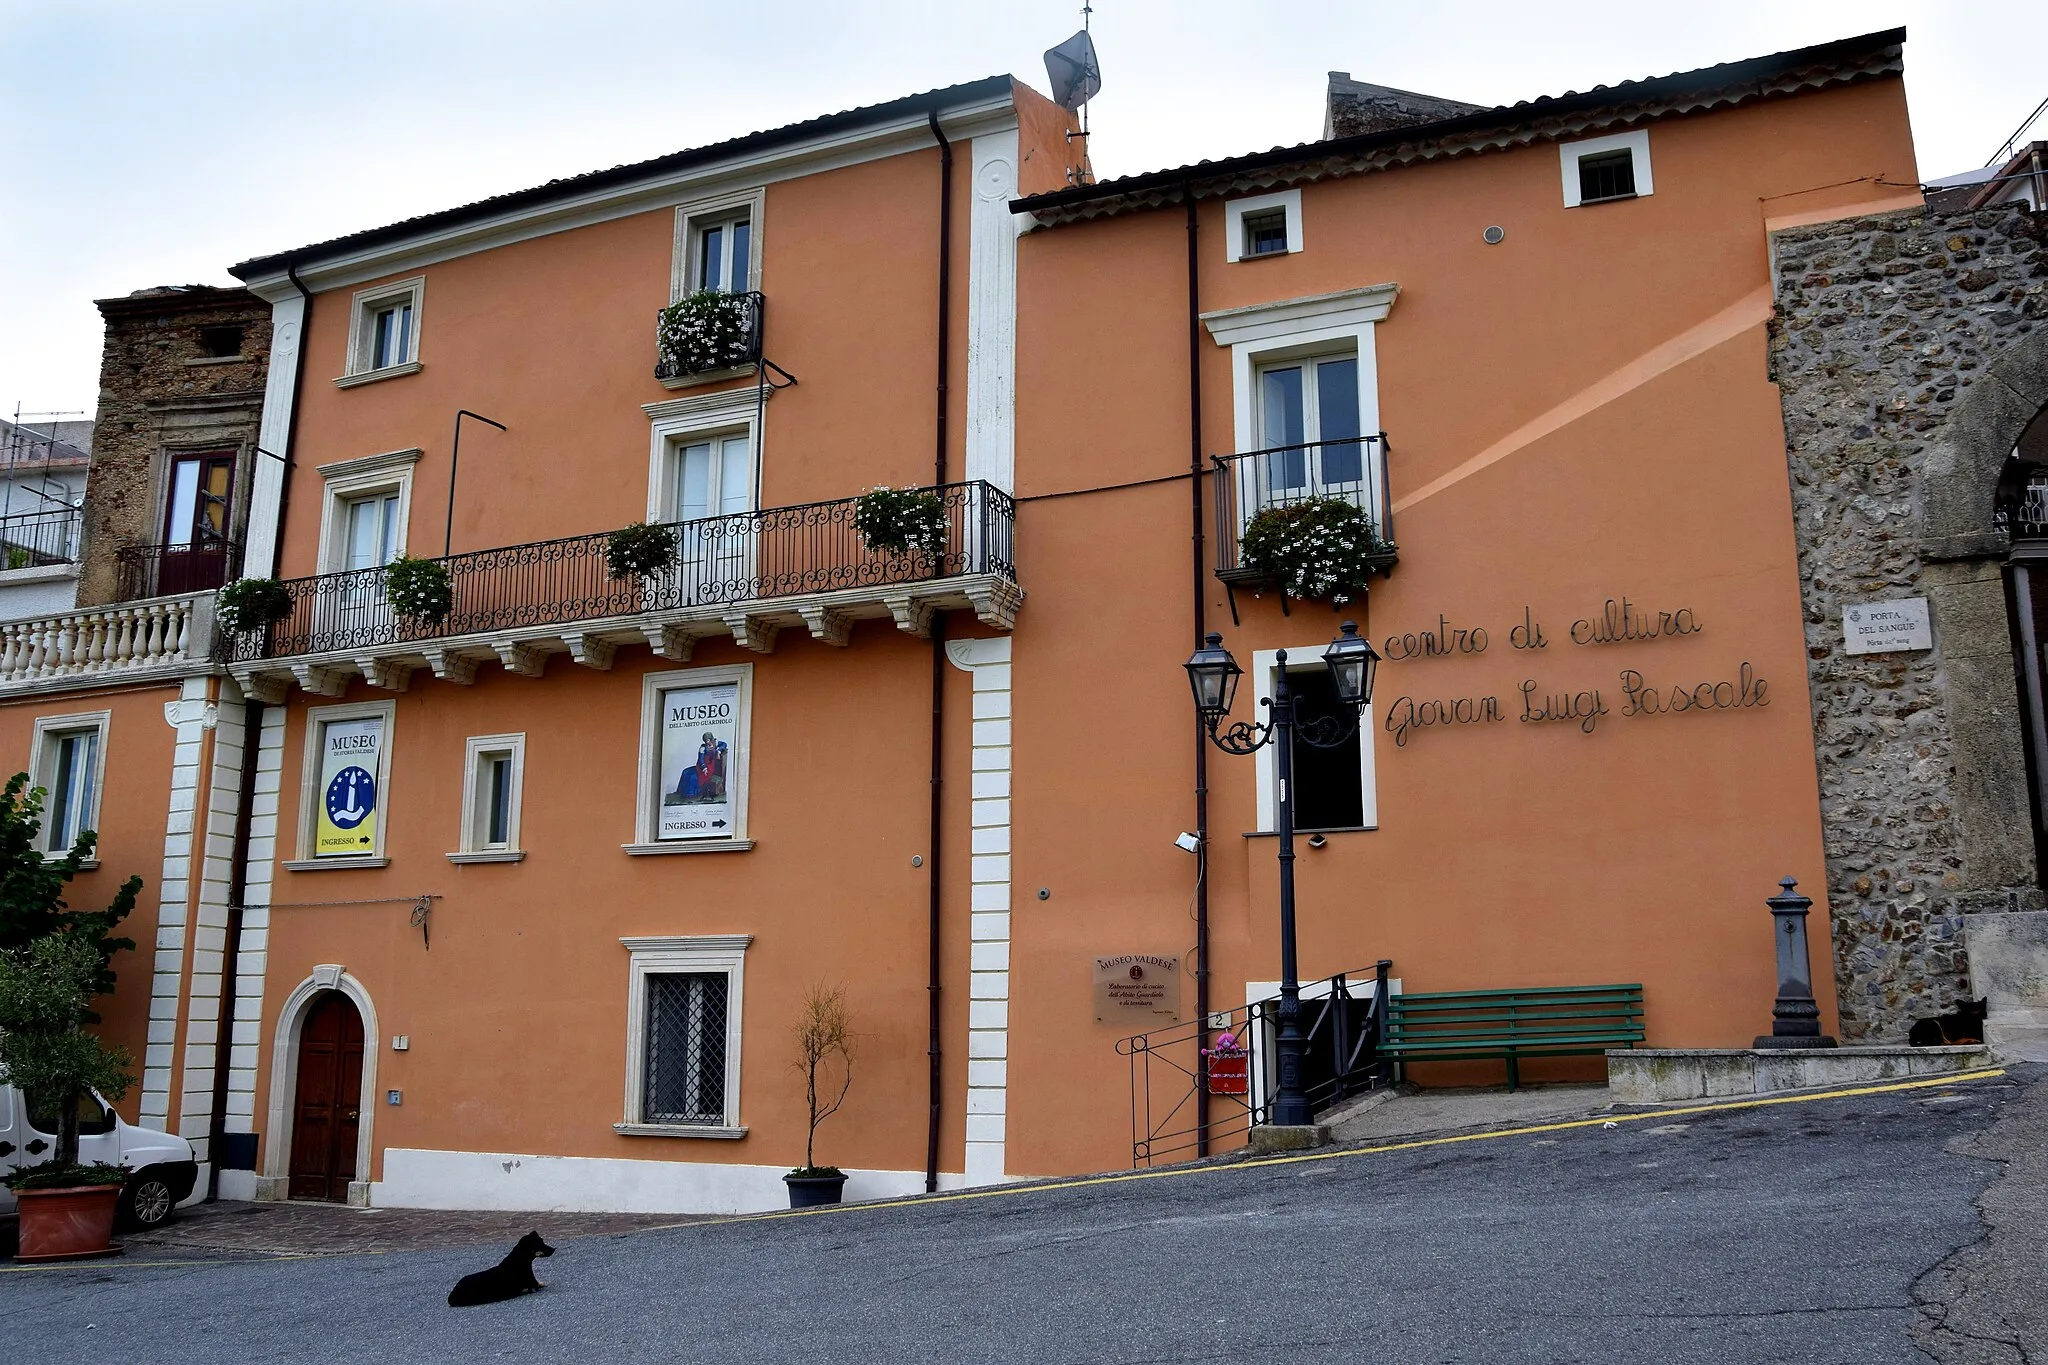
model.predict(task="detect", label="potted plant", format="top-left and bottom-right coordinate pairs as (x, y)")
top-left (0, 933), bottom-right (136, 1261)
top-left (1238, 497), bottom-right (1397, 604)
top-left (853, 486), bottom-right (948, 560)
top-left (384, 556), bottom-right (453, 626)
top-left (215, 576), bottom-right (295, 634)
top-left (606, 522), bottom-right (678, 579)
top-left (656, 289), bottom-right (756, 379)
top-left (784, 982), bottom-right (854, 1209)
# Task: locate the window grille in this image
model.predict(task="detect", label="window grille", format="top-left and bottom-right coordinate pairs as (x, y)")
top-left (1243, 208), bottom-right (1289, 257)
top-left (1577, 149), bottom-right (1637, 203)
top-left (644, 972), bottom-right (729, 1124)
top-left (1999, 469), bottom-right (2048, 539)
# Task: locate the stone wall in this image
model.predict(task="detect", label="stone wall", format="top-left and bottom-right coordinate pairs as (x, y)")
top-left (1769, 203), bottom-right (2048, 1039)
top-left (83, 286), bottom-right (271, 605)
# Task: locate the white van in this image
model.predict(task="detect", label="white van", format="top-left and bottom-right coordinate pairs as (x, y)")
top-left (0, 1085), bottom-right (199, 1229)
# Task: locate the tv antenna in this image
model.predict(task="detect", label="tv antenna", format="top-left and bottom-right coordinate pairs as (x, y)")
top-left (1043, 3), bottom-right (1101, 183)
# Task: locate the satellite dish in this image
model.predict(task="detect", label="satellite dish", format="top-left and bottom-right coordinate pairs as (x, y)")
top-left (1043, 28), bottom-right (1101, 112)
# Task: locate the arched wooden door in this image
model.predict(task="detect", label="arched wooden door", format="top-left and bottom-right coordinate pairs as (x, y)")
top-left (288, 991), bottom-right (364, 1201)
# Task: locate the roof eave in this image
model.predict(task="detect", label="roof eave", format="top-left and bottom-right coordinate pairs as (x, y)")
top-left (230, 75), bottom-right (1017, 287)
top-left (1013, 26), bottom-right (1906, 223)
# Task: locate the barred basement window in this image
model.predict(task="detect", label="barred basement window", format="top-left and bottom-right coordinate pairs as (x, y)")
top-left (643, 973), bottom-right (729, 1125)
top-left (1578, 149), bottom-right (1637, 203)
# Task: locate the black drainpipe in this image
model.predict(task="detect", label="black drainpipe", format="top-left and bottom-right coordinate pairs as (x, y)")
top-left (1185, 189), bottom-right (1212, 1155)
top-left (207, 263), bottom-right (310, 1196)
top-left (924, 108), bottom-right (953, 1194)
top-left (205, 696), bottom-right (263, 1199)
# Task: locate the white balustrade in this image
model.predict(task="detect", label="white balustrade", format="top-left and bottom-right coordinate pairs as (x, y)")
top-left (0, 595), bottom-right (200, 687)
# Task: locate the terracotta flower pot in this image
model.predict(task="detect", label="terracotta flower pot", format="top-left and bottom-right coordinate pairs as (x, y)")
top-left (13, 1184), bottom-right (123, 1262)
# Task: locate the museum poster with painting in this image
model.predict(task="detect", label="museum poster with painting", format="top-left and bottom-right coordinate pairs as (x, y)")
top-left (659, 682), bottom-right (738, 840)
top-left (316, 716), bottom-right (382, 857)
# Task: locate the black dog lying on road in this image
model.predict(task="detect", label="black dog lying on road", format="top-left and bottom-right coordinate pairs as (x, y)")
top-left (448, 1231), bottom-right (555, 1307)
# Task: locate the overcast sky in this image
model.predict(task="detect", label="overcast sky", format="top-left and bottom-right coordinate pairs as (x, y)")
top-left (2, 0), bottom-right (2042, 419)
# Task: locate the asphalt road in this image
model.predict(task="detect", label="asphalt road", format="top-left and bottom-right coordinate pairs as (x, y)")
top-left (1, 1070), bottom-right (2031, 1365)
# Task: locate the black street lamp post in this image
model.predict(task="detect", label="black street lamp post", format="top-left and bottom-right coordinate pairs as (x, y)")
top-left (1185, 621), bottom-right (1379, 1128)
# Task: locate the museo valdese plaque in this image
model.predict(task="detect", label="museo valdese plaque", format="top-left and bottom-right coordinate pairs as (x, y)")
top-left (1094, 954), bottom-right (1181, 1023)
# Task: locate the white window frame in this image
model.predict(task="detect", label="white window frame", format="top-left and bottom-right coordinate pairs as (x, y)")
top-left (671, 189), bottom-right (765, 300)
top-left (337, 275), bottom-right (426, 385)
top-left (289, 699), bottom-right (397, 869)
top-left (1224, 188), bottom-right (1304, 263)
top-left (617, 933), bottom-right (751, 1138)
top-left (1250, 647), bottom-right (1377, 834)
top-left (642, 391), bottom-right (765, 526)
top-left (1559, 129), bottom-right (1653, 208)
top-left (627, 662), bottom-right (755, 855)
top-left (1203, 285), bottom-right (1397, 531)
top-left (30, 710), bottom-right (110, 862)
top-left (314, 448), bottom-right (420, 575)
top-left (1251, 349), bottom-right (1371, 500)
top-left (450, 733), bottom-right (526, 863)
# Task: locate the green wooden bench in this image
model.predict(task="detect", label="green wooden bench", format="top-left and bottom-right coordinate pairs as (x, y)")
top-left (1380, 984), bottom-right (1646, 1091)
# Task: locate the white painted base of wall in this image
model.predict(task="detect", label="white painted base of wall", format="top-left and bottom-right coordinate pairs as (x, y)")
top-left (217, 1169), bottom-right (256, 1202)
top-left (373, 1148), bottom-right (971, 1215)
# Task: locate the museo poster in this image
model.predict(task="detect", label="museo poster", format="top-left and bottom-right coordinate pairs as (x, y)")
top-left (659, 682), bottom-right (738, 840)
top-left (316, 716), bottom-right (382, 857)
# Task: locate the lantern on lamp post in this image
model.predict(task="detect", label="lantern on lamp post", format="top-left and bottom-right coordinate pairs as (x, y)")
top-left (1184, 621), bottom-right (1380, 1128)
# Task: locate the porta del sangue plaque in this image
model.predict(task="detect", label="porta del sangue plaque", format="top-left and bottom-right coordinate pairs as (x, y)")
top-left (1842, 598), bottom-right (1932, 656)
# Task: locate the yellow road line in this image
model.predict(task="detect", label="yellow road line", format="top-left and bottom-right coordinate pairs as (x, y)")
top-left (3, 1067), bottom-right (2009, 1266)
top-left (686, 1066), bottom-right (2010, 1228)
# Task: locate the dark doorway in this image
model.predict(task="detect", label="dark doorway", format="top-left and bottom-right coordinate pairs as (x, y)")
top-left (1289, 665), bottom-right (1365, 829)
top-left (154, 450), bottom-right (236, 595)
top-left (288, 991), bottom-right (364, 1202)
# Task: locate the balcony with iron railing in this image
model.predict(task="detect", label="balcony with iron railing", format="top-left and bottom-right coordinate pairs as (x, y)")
top-left (0, 504), bottom-right (83, 572)
top-left (223, 480), bottom-right (1022, 701)
top-left (1211, 435), bottom-right (1398, 594)
top-left (655, 290), bottom-right (765, 384)
top-left (115, 537), bottom-right (243, 602)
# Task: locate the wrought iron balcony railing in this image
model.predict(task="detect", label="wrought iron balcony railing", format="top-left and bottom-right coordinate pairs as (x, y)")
top-left (116, 538), bottom-right (243, 602)
top-left (1211, 435), bottom-right (1397, 586)
top-left (222, 480), bottom-right (1017, 663)
top-left (654, 290), bottom-right (765, 382)
top-left (0, 504), bottom-right (83, 571)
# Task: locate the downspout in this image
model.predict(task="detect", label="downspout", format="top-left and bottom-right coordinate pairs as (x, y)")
top-left (924, 108), bottom-right (953, 1194)
top-left (205, 695), bottom-right (263, 1200)
top-left (1185, 188), bottom-right (1212, 1155)
top-left (207, 261), bottom-right (308, 1196)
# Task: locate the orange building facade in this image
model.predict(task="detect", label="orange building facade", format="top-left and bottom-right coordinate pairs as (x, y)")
top-left (17, 31), bottom-right (1931, 1212)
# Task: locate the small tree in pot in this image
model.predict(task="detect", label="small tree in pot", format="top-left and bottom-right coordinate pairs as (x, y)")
top-left (215, 577), bottom-right (295, 635)
top-left (384, 556), bottom-right (453, 627)
top-left (784, 982), bottom-right (854, 1208)
top-left (606, 522), bottom-right (678, 580)
top-left (0, 932), bottom-right (136, 1260)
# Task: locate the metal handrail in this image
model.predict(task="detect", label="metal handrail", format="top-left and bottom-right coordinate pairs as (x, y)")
top-left (1116, 959), bottom-right (1392, 1167)
top-left (222, 480), bottom-right (1017, 662)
